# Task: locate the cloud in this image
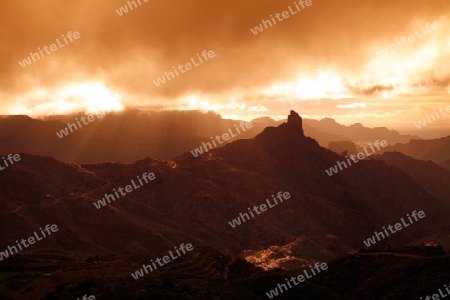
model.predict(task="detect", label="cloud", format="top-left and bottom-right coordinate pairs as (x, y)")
top-left (248, 104), bottom-right (269, 112)
top-left (0, 0), bottom-right (449, 122)
top-left (336, 102), bottom-right (367, 109)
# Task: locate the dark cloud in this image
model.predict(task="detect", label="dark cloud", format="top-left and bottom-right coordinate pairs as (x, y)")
top-left (0, 0), bottom-right (449, 111)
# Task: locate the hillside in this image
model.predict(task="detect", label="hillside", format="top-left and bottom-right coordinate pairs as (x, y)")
top-left (1, 111), bottom-right (448, 259)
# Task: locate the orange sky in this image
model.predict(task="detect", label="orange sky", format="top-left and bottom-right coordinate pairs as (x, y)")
top-left (1, 0), bottom-right (449, 131)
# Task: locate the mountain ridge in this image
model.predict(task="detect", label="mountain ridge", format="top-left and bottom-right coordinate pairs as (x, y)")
top-left (1, 111), bottom-right (448, 264)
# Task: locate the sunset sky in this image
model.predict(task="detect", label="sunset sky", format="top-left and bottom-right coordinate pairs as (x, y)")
top-left (1, 0), bottom-right (449, 131)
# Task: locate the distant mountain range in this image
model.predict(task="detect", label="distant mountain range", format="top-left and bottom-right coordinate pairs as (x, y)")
top-left (329, 136), bottom-right (450, 165)
top-left (304, 118), bottom-right (420, 146)
top-left (1, 111), bottom-right (448, 259)
top-left (374, 151), bottom-right (450, 202)
top-left (0, 111), bottom-right (422, 164)
top-left (382, 136), bottom-right (450, 163)
top-left (443, 160), bottom-right (450, 171)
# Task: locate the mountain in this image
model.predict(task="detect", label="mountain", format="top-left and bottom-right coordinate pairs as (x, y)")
top-left (0, 111), bottom-right (419, 164)
top-left (381, 136), bottom-right (450, 163)
top-left (328, 140), bottom-right (359, 156)
top-left (303, 124), bottom-right (351, 148)
top-left (1, 110), bottom-right (449, 299)
top-left (304, 118), bottom-right (419, 145)
top-left (0, 112), bottom-right (262, 163)
top-left (443, 160), bottom-right (450, 171)
top-left (1, 111), bottom-right (448, 259)
top-left (373, 151), bottom-right (450, 201)
top-left (310, 140), bottom-right (450, 203)
top-left (245, 116), bottom-right (420, 148)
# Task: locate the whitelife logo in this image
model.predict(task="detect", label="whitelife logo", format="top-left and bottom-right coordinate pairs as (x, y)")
top-left (18, 31), bottom-right (81, 68)
top-left (325, 140), bottom-right (388, 176)
top-left (93, 172), bottom-right (156, 209)
top-left (0, 225), bottom-right (59, 261)
top-left (376, 22), bottom-right (439, 58)
top-left (414, 105), bottom-right (450, 129)
top-left (228, 191), bottom-right (291, 228)
top-left (115, 0), bottom-right (149, 16)
top-left (0, 154), bottom-right (21, 172)
top-left (153, 50), bottom-right (215, 87)
top-left (363, 210), bottom-right (425, 247)
top-left (55, 113), bottom-right (105, 139)
top-left (131, 243), bottom-right (194, 280)
top-left (420, 282), bottom-right (450, 300)
top-left (76, 296), bottom-right (95, 300)
top-left (250, 0), bottom-right (313, 35)
top-left (265, 262), bottom-right (328, 298)
top-left (190, 121), bottom-right (253, 157)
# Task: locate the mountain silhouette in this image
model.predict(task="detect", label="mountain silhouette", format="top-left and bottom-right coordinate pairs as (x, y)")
top-left (0, 110), bottom-right (419, 163)
top-left (374, 151), bottom-right (450, 202)
top-left (381, 136), bottom-right (450, 163)
top-left (1, 111), bottom-right (448, 260)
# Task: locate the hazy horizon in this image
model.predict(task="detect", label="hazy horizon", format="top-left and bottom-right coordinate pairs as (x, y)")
top-left (3, 108), bottom-right (449, 140)
top-left (1, 0), bottom-right (450, 129)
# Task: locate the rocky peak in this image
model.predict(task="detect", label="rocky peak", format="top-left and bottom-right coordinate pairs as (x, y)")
top-left (254, 110), bottom-right (305, 142)
top-left (286, 110), bottom-right (304, 135)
